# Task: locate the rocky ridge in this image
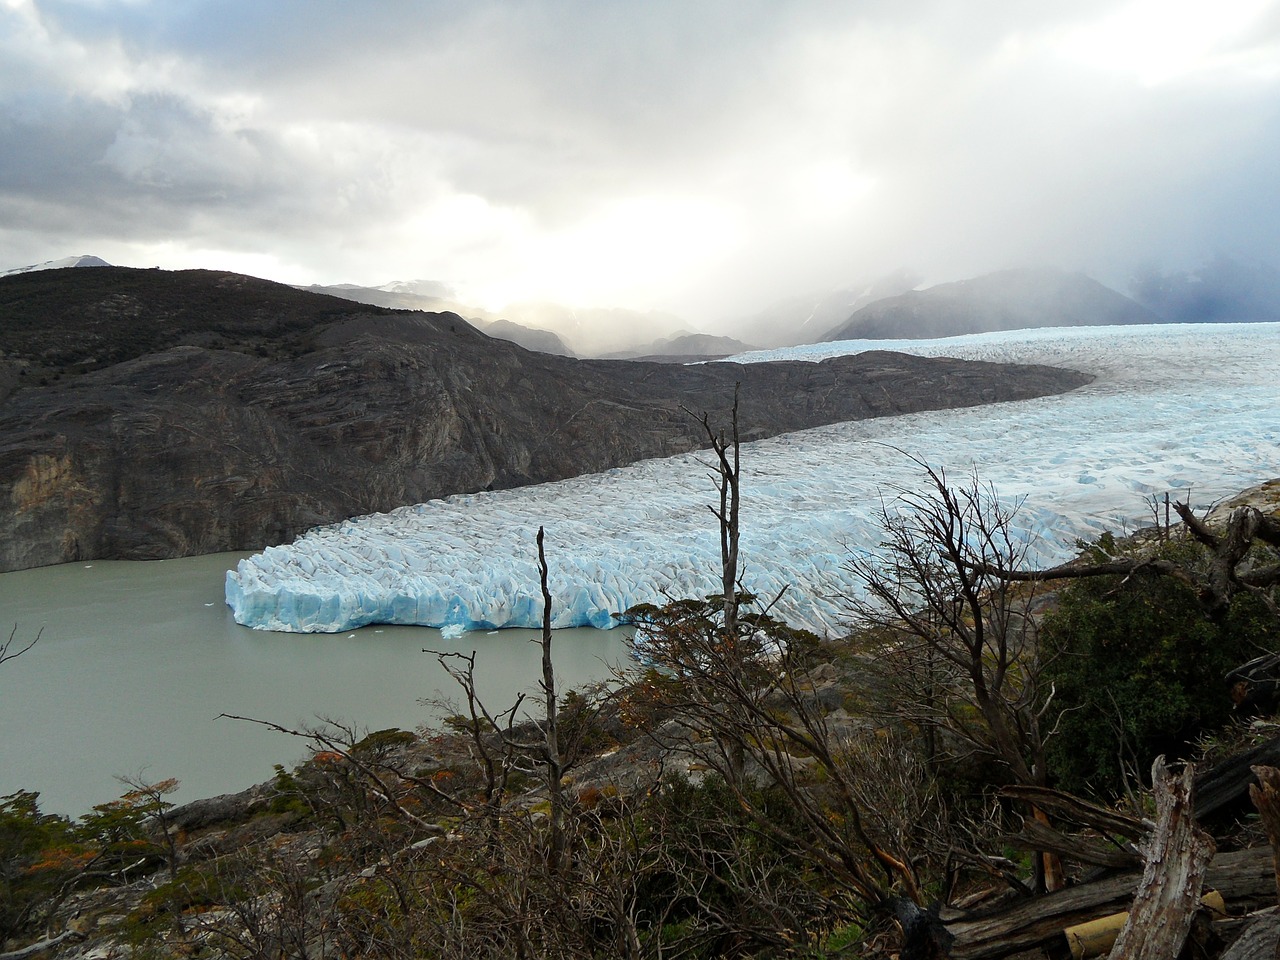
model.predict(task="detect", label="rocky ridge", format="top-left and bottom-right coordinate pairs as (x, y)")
top-left (0, 267), bottom-right (1092, 573)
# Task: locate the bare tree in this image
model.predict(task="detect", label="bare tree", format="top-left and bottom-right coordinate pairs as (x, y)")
top-left (845, 461), bottom-right (1056, 792)
top-left (977, 499), bottom-right (1280, 623)
top-left (622, 396), bottom-right (958, 955)
top-left (842, 461), bottom-right (1069, 893)
top-left (0, 626), bottom-right (39, 667)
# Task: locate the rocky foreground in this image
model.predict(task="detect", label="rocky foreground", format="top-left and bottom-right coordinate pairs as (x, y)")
top-left (0, 267), bottom-right (1091, 572)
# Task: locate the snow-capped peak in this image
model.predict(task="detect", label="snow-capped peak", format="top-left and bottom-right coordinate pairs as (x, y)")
top-left (2, 255), bottom-right (111, 276)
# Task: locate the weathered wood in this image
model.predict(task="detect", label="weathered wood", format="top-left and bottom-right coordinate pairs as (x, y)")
top-left (999, 784), bottom-right (1148, 840)
top-left (1063, 892), bottom-right (1224, 960)
top-left (894, 898), bottom-right (955, 960)
top-left (945, 845), bottom-right (1274, 960)
top-left (1106, 759), bottom-right (1215, 959)
top-left (0, 930), bottom-right (85, 960)
top-left (1248, 765), bottom-right (1280, 906)
top-left (1003, 817), bottom-right (1142, 870)
top-left (1220, 909), bottom-right (1280, 960)
top-left (1194, 734), bottom-right (1280, 822)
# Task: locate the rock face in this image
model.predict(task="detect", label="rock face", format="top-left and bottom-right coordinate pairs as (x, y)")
top-left (0, 267), bottom-right (1092, 572)
top-left (822, 267), bottom-right (1159, 341)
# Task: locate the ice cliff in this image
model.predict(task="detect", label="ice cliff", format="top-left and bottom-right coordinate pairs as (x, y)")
top-left (226, 323), bottom-right (1280, 635)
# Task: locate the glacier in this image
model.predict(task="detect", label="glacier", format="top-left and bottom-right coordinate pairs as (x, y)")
top-left (226, 322), bottom-right (1280, 635)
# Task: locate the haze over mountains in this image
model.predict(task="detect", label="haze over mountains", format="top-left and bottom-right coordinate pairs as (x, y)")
top-left (822, 267), bottom-right (1160, 341)
top-left (8, 254), bottom-right (1280, 359)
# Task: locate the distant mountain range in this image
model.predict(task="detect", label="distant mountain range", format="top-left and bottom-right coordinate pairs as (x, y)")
top-left (740, 269), bottom-right (923, 347)
top-left (602, 333), bottom-right (759, 362)
top-left (9, 254), bottom-right (1279, 355)
top-left (1129, 255), bottom-right (1280, 323)
top-left (821, 267), bottom-right (1159, 341)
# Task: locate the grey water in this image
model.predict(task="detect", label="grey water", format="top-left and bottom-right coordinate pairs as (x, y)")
top-left (0, 553), bottom-right (631, 817)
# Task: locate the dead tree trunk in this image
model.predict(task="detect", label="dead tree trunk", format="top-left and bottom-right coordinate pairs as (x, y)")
top-left (684, 384), bottom-right (746, 782)
top-left (1248, 765), bottom-right (1280, 906)
top-left (1106, 757), bottom-right (1215, 960)
top-left (536, 526), bottom-right (566, 876)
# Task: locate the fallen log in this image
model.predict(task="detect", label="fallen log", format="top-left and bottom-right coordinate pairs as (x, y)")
top-left (1220, 909), bottom-right (1280, 960)
top-left (1063, 891), bottom-right (1225, 960)
top-left (1194, 733), bottom-right (1280, 822)
top-left (1003, 818), bottom-right (1142, 870)
top-left (944, 847), bottom-right (1275, 960)
top-left (999, 785), bottom-right (1148, 840)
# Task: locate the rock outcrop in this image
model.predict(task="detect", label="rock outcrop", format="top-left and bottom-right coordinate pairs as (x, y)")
top-left (0, 267), bottom-right (1092, 572)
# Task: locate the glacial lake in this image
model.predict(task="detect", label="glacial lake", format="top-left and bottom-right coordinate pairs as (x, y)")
top-left (0, 552), bottom-right (631, 817)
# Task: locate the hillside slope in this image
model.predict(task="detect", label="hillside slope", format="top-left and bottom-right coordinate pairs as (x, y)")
top-left (0, 267), bottom-right (1091, 571)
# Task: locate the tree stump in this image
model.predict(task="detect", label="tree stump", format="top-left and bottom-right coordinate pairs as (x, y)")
top-left (1106, 757), bottom-right (1216, 960)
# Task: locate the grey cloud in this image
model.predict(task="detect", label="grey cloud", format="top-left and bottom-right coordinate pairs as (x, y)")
top-left (4, 1), bottom-right (1280, 317)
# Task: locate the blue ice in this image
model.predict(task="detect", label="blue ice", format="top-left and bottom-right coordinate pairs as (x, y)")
top-left (226, 323), bottom-right (1280, 636)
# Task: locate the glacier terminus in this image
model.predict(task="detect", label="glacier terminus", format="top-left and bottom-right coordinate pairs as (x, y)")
top-left (226, 323), bottom-right (1280, 635)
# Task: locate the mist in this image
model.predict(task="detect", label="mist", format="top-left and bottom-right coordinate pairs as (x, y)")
top-left (3, 1), bottom-right (1279, 334)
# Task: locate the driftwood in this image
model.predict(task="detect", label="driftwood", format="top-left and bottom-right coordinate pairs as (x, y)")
top-left (999, 784), bottom-right (1146, 870)
top-left (1063, 891), bottom-right (1225, 960)
top-left (1105, 759), bottom-right (1215, 959)
top-left (944, 752), bottom-right (1280, 959)
top-left (944, 845), bottom-right (1275, 960)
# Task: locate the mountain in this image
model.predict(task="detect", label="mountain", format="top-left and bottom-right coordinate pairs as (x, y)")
top-left (603, 332), bottom-right (758, 362)
top-left (2, 254), bottom-right (112, 276)
top-left (738, 269), bottom-right (923, 348)
top-left (0, 267), bottom-right (1090, 572)
top-left (479, 318), bottom-right (575, 357)
top-left (822, 267), bottom-right (1159, 341)
top-left (1129, 255), bottom-right (1280, 323)
top-left (304, 283), bottom-right (700, 358)
top-left (496, 302), bottom-right (691, 357)
top-left (299, 280), bottom-right (463, 313)
top-left (302, 282), bottom-right (574, 356)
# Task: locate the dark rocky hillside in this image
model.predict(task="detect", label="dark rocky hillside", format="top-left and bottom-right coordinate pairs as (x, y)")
top-left (0, 267), bottom-right (1091, 571)
top-left (823, 266), bottom-right (1159, 341)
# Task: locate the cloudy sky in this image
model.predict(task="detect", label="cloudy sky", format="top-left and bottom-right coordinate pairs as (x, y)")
top-left (2, 0), bottom-right (1279, 325)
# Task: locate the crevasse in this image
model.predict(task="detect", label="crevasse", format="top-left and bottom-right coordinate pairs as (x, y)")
top-left (226, 323), bottom-right (1280, 635)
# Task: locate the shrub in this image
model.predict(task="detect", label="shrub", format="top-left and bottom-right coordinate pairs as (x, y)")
top-left (0, 791), bottom-right (79, 944)
top-left (1040, 537), bottom-right (1273, 797)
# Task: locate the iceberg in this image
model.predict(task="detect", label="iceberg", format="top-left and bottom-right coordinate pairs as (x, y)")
top-left (226, 323), bottom-right (1280, 635)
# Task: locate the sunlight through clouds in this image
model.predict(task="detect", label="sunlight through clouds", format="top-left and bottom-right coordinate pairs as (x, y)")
top-left (2, 1), bottom-right (1279, 324)
top-left (1056, 0), bottom-right (1280, 85)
